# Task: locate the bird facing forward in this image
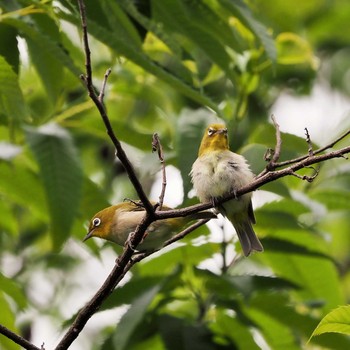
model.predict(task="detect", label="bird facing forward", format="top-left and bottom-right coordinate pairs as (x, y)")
top-left (190, 123), bottom-right (263, 256)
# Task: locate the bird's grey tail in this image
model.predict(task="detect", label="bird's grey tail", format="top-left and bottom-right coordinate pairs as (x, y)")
top-left (233, 220), bottom-right (263, 257)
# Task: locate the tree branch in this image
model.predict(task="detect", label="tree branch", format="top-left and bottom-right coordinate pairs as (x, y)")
top-left (154, 143), bottom-right (350, 220)
top-left (0, 324), bottom-right (41, 350)
top-left (152, 132), bottom-right (167, 210)
top-left (77, 0), bottom-right (154, 215)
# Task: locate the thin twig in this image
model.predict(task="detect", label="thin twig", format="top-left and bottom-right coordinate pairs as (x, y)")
top-left (155, 144), bottom-right (350, 220)
top-left (305, 128), bottom-right (314, 156)
top-left (289, 166), bottom-right (319, 183)
top-left (259, 114), bottom-right (282, 175)
top-left (0, 324), bottom-right (41, 350)
top-left (77, 0), bottom-right (154, 215)
top-left (268, 128), bottom-right (350, 170)
top-left (152, 133), bottom-right (167, 209)
top-left (55, 213), bottom-right (153, 350)
top-left (98, 68), bottom-right (112, 103)
top-left (271, 114), bottom-right (282, 164)
top-left (163, 219), bottom-right (211, 247)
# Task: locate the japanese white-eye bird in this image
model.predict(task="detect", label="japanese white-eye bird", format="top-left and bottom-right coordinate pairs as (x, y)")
top-left (84, 201), bottom-right (216, 252)
top-left (190, 123), bottom-right (263, 256)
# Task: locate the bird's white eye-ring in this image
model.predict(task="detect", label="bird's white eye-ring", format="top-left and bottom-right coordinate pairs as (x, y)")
top-left (93, 218), bottom-right (101, 227)
top-left (208, 128), bottom-right (215, 136)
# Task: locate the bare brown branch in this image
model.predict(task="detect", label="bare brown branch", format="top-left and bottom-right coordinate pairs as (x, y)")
top-left (304, 128), bottom-right (314, 156)
top-left (152, 133), bottom-right (167, 209)
top-left (77, 0), bottom-right (153, 215)
top-left (98, 68), bottom-right (112, 103)
top-left (0, 324), bottom-right (41, 350)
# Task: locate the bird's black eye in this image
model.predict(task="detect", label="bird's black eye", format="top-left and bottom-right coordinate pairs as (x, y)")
top-left (93, 218), bottom-right (101, 227)
top-left (208, 128), bottom-right (215, 136)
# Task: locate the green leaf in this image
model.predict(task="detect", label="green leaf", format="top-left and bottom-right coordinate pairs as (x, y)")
top-left (26, 13), bottom-right (64, 105)
top-left (0, 55), bottom-right (29, 128)
top-left (25, 123), bottom-right (83, 249)
top-left (112, 284), bottom-right (163, 350)
top-left (57, 11), bottom-right (221, 115)
top-left (310, 305), bottom-right (350, 340)
top-left (0, 293), bottom-right (20, 350)
top-left (100, 0), bottom-right (142, 47)
top-left (310, 189), bottom-right (350, 211)
top-left (245, 307), bottom-right (300, 350)
top-left (3, 17), bottom-right (81, 78)
top-left (210, 310), bottom-right (260, 349)
top-left (0, 161), bottom-right (46, 219)
top-left (0, 23), bottom-right (19, 74)
top-left (0, 272), bottom-right (27, 309)
top-left (220, 0), bottom-right (277, 61)
top-left (277, 32), bottom-right (318, 69)
top-left (101, 276), bottom-right (164, 311)
top-left (152, 0), bottom-right (236, 83)
top-left (159, 314), bottom-right (218, 350)
top-left (241, 143), bottom-right (270, 174)
top-left (260, 253), bottom-right (344, 312)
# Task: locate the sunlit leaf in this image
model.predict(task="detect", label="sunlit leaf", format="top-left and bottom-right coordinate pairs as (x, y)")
top-left (310, 305), bottom-right (350, 340)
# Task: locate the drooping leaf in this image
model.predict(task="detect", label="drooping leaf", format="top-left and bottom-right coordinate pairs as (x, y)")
top-left (57, 11), bottom-right (221, 115)
top-left (0, 23), bottom-right (19, 74)
top-left (26, 13), bottom-right (64, 105)
top-left (25, 123), bottom-right (83, 249)
top-left (3, 17), bottom-right (82, 78)
top-left (112, 284), bottom-right (163, 350)
top-left (0, 272), bottom-right (27, 310)
top-left (0, 55), bottom-right (29, 129)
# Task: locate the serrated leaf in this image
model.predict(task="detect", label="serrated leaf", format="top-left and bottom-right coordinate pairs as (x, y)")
top-left (0, 55), bottom-right (29, 128)
top-left (25, 123), bottom-right (83, 249)
top-left (100, 0), bottom-right (142, 47)
top-left (26, 13), bottom-right (64, 104)
top-left (310, 305), bottom-right (350, 340)
top-left (152, 0), bottom-right (236, 82)
top-left (0, 23), bottom-right (19, 74)
top-left (3, 17), bottom-right (81, 78)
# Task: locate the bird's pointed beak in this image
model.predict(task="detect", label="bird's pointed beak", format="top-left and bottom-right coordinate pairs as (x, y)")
top-left (217, 128), bottom-right (227, 135)
top-left (83, 229), bottom-right (94, 242)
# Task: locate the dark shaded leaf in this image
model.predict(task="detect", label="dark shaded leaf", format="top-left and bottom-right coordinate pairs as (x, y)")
top-left (25, 123), bottom-right (83, 249)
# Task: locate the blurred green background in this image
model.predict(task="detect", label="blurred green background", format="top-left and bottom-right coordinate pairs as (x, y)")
top-left (0, 0), bottom-right (350, 349)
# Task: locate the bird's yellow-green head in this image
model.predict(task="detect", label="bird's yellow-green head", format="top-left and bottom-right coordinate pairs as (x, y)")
top-left (198, 124), bottom-right (229, 156)
top-left (84, 205), bottom-right (117, 242)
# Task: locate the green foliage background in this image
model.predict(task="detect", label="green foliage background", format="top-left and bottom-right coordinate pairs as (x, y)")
top-left (0, 0), bottom-right (350, 349)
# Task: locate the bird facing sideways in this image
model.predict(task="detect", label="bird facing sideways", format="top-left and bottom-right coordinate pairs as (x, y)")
top-left (84, 201), bottom-right (216, 252)
top-left (190, 123), bottom-right (263, 256)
